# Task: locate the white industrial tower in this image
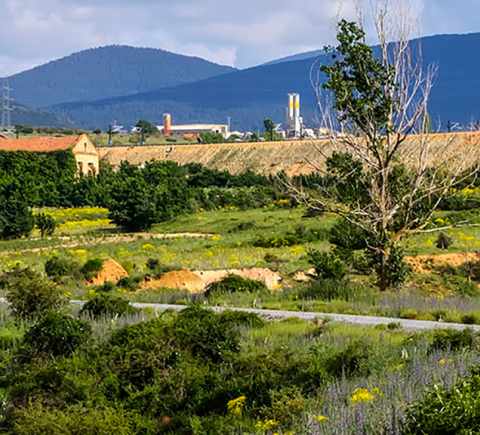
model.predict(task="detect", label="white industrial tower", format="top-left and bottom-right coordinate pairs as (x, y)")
top-left (1, 78), bottom-right (13, 134)
top-left (285, 93), bottom-right (304, 139)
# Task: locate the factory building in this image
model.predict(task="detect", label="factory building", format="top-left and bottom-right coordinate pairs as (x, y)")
top-left (285, 93), bottom-right (304, 139)
top-left (158, 114), bottom-right (230, 138)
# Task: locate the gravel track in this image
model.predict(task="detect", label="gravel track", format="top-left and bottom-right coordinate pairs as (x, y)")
top-left (70, 300), bottom-right (480, 332)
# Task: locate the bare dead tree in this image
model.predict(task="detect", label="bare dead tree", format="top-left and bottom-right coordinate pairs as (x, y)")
top-left (285, 0), bottom-right (480, 290)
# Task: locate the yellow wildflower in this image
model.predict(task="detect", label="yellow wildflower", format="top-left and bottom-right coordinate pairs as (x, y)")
top-left (317, 415), bottom-right (328, 422)
top-left (227, 396), bottom-right (246, 416)
top-left (350, 388), bottom-right (381, 405)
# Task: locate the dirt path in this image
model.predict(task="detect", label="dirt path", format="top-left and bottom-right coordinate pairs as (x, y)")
top-left (1, 232), bottom-right (213, 255)
top-left (68, 300), bottom-right (480, 332)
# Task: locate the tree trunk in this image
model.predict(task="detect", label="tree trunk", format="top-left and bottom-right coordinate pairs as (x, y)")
top-left (378, 249), bottom-right (390, 292)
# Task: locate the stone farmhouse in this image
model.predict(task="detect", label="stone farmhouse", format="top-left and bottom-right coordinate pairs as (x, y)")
top-left (0, 134), bottom-right (99, 175)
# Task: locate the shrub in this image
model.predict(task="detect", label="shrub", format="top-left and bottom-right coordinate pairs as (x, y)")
top-left (306, 250), bottom-right (346, 280)
top-left (0, 195), bottom-right (35, 240)
top-left (403, 369), bottom-right (480, 434)
top-left (457, 281), bottom-right (480, 298)
top-left (96, 281), bottom-right (117, 293)
top-left (35, 213), bottom-right (57, 238)
top-left (172, 305), bottom-right (240, 362)
top-left (400, 309), bottom-right (418, 320)
top-left (429, 328), bottom-right (478, 353)
top-left (146, 258), bottom-right (159, 271)
top-left (253, 233), bottom-right (300, 248)
top-left (10, 403), bottom-right (137, 435)
top-left (5, 269), bottom-right (67, 320)
top-left (205, 275), bottom-right (267, 297)
top-left (81, 258), bottom-right (104, 280)
top-left (23, 311), bottom-right (92, 358)
top-left (436, 232), bottom-right (453, 249)
top-left (319, 341), bottom-right (372, 378)
top-left (219, 310), bottom-right (265, 329)
top-left (45, 256), bottom-right (78, 277)
top-left (80, 293), bottom-right (138, 319)
top-left (462, 313), bottom-right (480, 325)
top-left (116, 276), bottom-right (139, 292)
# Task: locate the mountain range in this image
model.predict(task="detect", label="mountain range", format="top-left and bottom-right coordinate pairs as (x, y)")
top-left (3, 32), bottom-right (480, 131)
top-left (5, 45), bottom-right (235, 108)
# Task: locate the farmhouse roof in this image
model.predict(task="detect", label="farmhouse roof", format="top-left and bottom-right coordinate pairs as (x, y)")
top-left (0, 134), bottom-right (87, 152)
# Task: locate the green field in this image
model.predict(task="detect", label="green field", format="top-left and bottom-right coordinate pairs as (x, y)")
top-left (3, 205), bottom-right (480, 325)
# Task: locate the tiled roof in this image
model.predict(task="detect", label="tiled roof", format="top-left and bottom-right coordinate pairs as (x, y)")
top-left (0, 135), bottom-right (83, 152)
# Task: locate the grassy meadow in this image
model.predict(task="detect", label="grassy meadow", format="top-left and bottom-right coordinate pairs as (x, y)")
top-left (2, 204), bottom-right (480, 324)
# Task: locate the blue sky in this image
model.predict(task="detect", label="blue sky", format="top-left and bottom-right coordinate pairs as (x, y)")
top-left (0, 0), bottom-right (479, 76)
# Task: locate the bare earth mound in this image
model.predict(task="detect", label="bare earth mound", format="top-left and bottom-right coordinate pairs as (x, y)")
top-left (405, 253), bottom-right (479, 275)
top-left (193, 268), bottom-right (282, 290)
top-left (138, 268), bottom-right (282, 293)
top-left (89, 258), bottom-right (128, 286)
top-left (140, 270), bottom-right (205, 294)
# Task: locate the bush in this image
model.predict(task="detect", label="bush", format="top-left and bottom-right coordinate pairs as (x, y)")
top-left (0, 195), bottom-right (35, 240)
top-left (23, 311), bottom-right (92, 358)
top-left (171, 305), bottom-right (240, 363)
top-left (306, 250), bottom-right (346, 280)
top-left (10, 403), bottom-right (137, 435)
top-left (219, 310), bottom-right (265, 329)
top-left (45, 256), bottom-right (79, 277)
top-left (253, 226), bottom-right (325, 248)
top-left (318, 340), bottom-right (372, 378)
top-left (81, 258), bottom-right (104, 280)
top-left (205, 274), bottom-right (267, 297)
top-left (436, 232), bottom-right (453, 249)
top-left (462, 313), bottom-right (480, 325)
top-left (457, 281), bottom-right (480, 297)
top-left (404, 369), bottom-right (480, 435)
top-left (429, 328), bottom-right (478, 353)
top-left (80, 293), bottom-right (138, 319)
top-left (116, 276), bottom-right (139, 292)
top-left (35, 213), bottom-right (57, 238)
top-left (5, 269), bottom-right (67, 319)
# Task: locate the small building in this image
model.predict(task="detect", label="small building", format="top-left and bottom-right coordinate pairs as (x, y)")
top-left (0, 134), bottom-right (99, 175)
top-left (157, 114), bottom-right (230, 138)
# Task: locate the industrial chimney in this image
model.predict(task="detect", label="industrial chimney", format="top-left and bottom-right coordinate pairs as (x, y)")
top-left (163, 114), bottom-right (171, 136)
top-left (285, 93), bottom-right (303, 139)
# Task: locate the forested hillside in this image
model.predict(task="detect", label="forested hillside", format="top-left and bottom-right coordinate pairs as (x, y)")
top-left (0, 97), bottom-right (73, 128)
top-left (50, 32), bottom-right (480, 131)
top-left (5, 45), bottom-right (235, 108)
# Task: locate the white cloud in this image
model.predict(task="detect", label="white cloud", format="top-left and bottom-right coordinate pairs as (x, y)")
top-left (0, 0), bottom-right (478, 77)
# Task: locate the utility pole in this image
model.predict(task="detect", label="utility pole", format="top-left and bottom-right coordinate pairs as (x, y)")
top-left (1, 78), bottom-right (13, 135)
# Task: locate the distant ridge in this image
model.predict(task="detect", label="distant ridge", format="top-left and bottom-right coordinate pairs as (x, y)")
top-left (50, 32), bottom-right (480, 131)
top-left (5, 45), bottom-right (236, 108)
top-left (0, 97), bottom-right (72, 128)
top-left (263, 49), bottom-right (324, 66)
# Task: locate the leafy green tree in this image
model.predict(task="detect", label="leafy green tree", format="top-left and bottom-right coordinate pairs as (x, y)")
top-left (199, 132), bottom-right (225, 144)
top-left (14, 124), bottom-right (34, 138)
top-left (0, 195), bottom-right (34, 240)
top-left (107, 161), bottom-right (191, 232)
top-left (135, 119), bottom-right (157, 136)
top-left (263, 118), bottom-right (276, 141)
top-left (35, 213), bottom-right (57, 238)
top-left (290, 18), bottom-right (475, 290)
